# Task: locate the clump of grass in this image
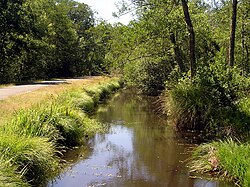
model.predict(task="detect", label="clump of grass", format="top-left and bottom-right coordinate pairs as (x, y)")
top-left (0, 132), bottom-right (59, 186)
top-left (167, 79), bottom-right (212, 131)
top-left (8, 104), bottom-right (89, 147)
top-left (190, 139), bottom-right (250, 186)
top-left (167, 62), bottom-right (250, 135)
top-left (0, 155), bottom-right (29, 187)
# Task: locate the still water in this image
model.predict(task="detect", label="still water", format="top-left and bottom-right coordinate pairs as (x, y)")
top-left (49, 89), bottom-right (234, 187)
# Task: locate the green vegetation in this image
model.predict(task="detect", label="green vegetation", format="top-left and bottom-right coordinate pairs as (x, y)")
top-left (103, 0), bottom-right (250, 186)
top-left (0, 0), bottom-right (107, 84)
top-left (0, 78), bottom-right (121, 186)
top-left (1, 0), bottom-right (250, 185)
top-left (167, 62), bottom-right (250, 134)
top-left (190, 139), bottom-right (250, 186)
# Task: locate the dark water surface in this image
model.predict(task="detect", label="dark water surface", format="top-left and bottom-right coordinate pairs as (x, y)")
top-left (48, 89), bottom-right (234, 187)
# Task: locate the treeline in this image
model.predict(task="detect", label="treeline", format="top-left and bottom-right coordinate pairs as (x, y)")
top-left (104, 0), bottom-right (249, 95)
top-left (0, 0), bottom-right (108, 84)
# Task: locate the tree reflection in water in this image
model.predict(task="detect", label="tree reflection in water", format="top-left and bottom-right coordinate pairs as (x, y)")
top-left (49, 89), bottom-right (235, 187)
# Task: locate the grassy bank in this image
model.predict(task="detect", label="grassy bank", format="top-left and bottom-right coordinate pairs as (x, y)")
top-left (189, 98), bottom-right (250, 186)
top-left (0, 77), bottom-right (121, 186)
top-left (164, 62), bottom-right (250, 186)
top-left (189, 139), bottom-right (250, 186)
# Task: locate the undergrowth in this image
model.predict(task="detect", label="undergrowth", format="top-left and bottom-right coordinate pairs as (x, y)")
top-left (167, 62), bottom-right (250, 135)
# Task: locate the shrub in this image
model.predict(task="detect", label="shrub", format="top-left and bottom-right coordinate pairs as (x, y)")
top-left (168, 61), bottom-right (250, 134)
top-left (124, 59), bottom-right (170, 95)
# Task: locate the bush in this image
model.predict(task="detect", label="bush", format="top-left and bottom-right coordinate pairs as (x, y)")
top-left (168, 61), bottom-right (250, 134)
top-left (124, 59), bottom-right (170, 95)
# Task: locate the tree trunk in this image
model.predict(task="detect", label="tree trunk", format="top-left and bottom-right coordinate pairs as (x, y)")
top-left (170, 32), bottom-right (185, 72)
top-left (181, 0), bottom-right (196, 78)
top-left (229, 0), bottom-right (238, 67)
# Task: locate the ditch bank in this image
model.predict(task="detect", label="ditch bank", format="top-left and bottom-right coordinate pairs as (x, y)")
top-left (0, 77), bottom-right (121, 187)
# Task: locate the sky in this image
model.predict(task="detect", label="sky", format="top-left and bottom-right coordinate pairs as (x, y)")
top-left (76, 0), bottom-right (134, 25)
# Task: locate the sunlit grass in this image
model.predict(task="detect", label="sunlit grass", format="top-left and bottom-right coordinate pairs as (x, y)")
top-left (0, 77), bottom-right (108, 123)
top-left (190, 139), bottom-right (250, 187)
top-left (0, 76), bottom-right (121, 186)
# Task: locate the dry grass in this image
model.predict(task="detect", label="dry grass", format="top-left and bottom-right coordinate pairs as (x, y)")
top-left (0, 76), bottom-right (109, 124)
top-left (0, 84), bottom-right (14, 88)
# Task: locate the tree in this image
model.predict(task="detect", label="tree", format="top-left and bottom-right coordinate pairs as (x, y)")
top-left (181, 0), bottom-right (196, 77)
top-left (0, 0), bottom-right (34, 83)
top-left (229, 0), bottom-right (238, 67)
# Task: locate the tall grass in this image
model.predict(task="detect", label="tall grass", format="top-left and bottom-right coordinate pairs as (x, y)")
top-left (188, 97), bottom-right (250, 186)
top-left (190, 139), bottom-right (250, 186)
top-left (0, 155), bottom-right (29, 187)
top-left (0, 132), bottom-right (58, 186)
top-left (0, 77), bottom-right (121, 186)
top-left (166, 63), bottom-right (250, 135)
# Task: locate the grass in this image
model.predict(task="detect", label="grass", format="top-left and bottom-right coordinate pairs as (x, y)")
top-left (166, 63), bottom-right (250, 136)
top-left (0, 77), bottom-right (108, 123)
top-left (188, 98), bottom-right (250, 186)
top-left (165, 63), bottom-right (250, 186)
top-left (0, 133), bottom-right (58, 186)
top-left (189, 139), bottom-right (250, 187)
top-left (0, 155), bottom-right (29, 187)
top-left (0, 76), bottom-right (121, 186)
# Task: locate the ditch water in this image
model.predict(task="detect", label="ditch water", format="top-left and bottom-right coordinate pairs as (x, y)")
top-left (48, 89), bottom-right (234, 187)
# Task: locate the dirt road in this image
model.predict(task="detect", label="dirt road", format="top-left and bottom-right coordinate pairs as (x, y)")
top-left (0, 79), bottom-right (84, 100)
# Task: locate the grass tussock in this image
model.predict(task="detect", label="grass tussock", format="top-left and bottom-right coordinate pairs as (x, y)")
top-left (0, 156), bottom-right (29, 187)
top-left (190, 139), bottom-right (250, 187)
top-left (166, 63), bottom-right (250, 136)
top-left (0, 77), bottom-right (121, 186)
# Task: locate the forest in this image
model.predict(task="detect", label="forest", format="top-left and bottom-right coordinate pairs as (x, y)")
top-left (0, 0), bottom-right (250, 186)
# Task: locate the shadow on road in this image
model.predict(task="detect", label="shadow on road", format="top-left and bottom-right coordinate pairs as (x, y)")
top-left (15, 80), bottom-right (70, 86)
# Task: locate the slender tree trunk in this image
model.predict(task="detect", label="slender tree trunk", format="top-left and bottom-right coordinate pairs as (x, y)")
top-left (181, 0), bottom-right (196, 78)
top-left (170, 32), bottom-right (185, 72)
top-left (229, 0), bottom-right (238, 67)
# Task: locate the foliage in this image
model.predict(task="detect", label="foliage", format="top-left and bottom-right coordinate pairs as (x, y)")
top-left (124, 59), bottom-right (171, 95)
top-left (168, 60), bottom-right (250, 134)
top-left (105, 0), bottom-right (250, 96)
top-left (0, 0), bottom-right (106, 84)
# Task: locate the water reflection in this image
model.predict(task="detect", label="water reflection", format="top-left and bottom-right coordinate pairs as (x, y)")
top-left (194, 179), bottom-right (233, 187)
top-left (49, 89), bottom-right (234, 187)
